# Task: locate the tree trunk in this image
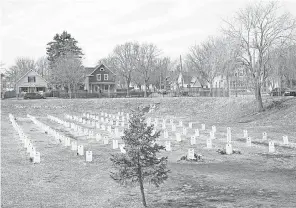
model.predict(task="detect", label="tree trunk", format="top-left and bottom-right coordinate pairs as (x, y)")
top-left (255, 82), bottom-right (264, 112)
top-left (68, 83), bottom-right (72, 99)
top-left (144, 80), bottom-right (147, 98)
top-left (126, 79), bottom-right (130, 97)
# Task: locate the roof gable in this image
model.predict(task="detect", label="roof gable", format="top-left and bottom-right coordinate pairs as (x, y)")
top-left (86, 64), bottom-right (115, 76)
top-left (15, 69), bottom-right (48, 84)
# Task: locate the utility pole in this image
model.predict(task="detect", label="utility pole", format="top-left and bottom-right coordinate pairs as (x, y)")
top-left (180, 55), bottom-right (183, 88)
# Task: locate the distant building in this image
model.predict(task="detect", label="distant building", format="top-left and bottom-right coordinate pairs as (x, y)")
top-left (172, 72), bottom-right (206, 90)
top-left (84, 64), bottom-right (116, 93)
top-left (15, 70), bottom-right (48, 96)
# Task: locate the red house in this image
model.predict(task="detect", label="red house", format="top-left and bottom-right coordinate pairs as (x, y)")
top-left (85, 64), bottom-right (116, 93)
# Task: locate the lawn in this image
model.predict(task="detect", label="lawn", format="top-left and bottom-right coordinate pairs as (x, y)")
top-left (1, 96), bottom-right (296, 208)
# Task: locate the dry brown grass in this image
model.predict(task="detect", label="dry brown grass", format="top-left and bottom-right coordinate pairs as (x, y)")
top-left (1, 96), bottom-right (296, 207)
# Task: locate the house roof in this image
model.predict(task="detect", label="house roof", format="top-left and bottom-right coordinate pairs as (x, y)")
top-left (15, 69), bottom-right (48, 84)
top-left (85, 64), bottom-right (116, 77)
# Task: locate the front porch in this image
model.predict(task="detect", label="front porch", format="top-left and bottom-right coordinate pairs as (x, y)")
top-left (88, 83), bottom-right (116, 93)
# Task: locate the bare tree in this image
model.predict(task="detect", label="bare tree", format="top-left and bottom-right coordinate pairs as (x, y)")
top-left (223, 1), bottom-right (296, 111)
top-left (112, 42), bottom-right (140, 97)
top-left (36, 56), bottom-right (50, 79)
top-left (4, 57), bottom-right (36, 89)
top-left (136, 43), bottom-right (161, 97)
top-left (186, 37), bottom-right (225, 96)
top-left (53, 52), bottom-right (85, 98)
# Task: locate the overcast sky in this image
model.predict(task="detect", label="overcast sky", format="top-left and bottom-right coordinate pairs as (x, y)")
top-left (1, 0), bottom-right (296, 71)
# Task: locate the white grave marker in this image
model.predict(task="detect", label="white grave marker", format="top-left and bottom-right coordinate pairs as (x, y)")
top-left (212, 125), bottom-right (216, 133)
top-left (283, 135), bottom-right (289, 145)
top-left (103, 137), bottom-right (109, 145)
top-left (170, 119), bottom-right (174, 125)
top-left (164, 130), bottom-right (168, 139)
top-left (227, 132), bottom-right (232, 143)
top-left (78, 145), bottom-right (84, 155)
top-left (33, 152), bottom-right (40, 163)
top-left (179, 121), bottom-right (183, 127)
top-left (165, 141), bottom-right (171, 151)
top-left (172, 124), bottom-right (176, 132)
top-left (71, 141), bottom-right (78, 150)
top-left (119, 144), bottom-right (126, 154)
top-left (187, 149), bottom-right (195, 160)
top-left (210, 131), bottom-right (215, 139)
top-left (65, 137), bottom-right (71, 146)
top-left (269, 141), bottom-right (275, 153)
top-left (113, 140), bottom-right (119, 149)
top-left (201, 124), bottom-right (205, 130)
top-left (176, 133), bottom-right (181, 142)
top-left (226, 143), bottom-right (232, 155)
top-left (246, 137), bottom-right (252, 147)
top-left (195, 129), bottom-right (200, 137)
top-left (190, 136), bottom-right (196, 145)
top-left (188, 122), bottom-right (193, 128)
top-left (263, 132), bottom-right (267, 140)
top-left (86, 151), bottom-right (92, 162)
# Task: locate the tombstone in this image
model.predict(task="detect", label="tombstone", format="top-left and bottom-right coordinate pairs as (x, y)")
top-left (179, 121), bottom-right (183, 127)
top-left (84, 128), bottom-right (89, 135)
top-left (121, 122), bottom-right (125, 127)
top-left (154, 119), bottom-right (158, 126)
top-left (83, 119), bottom-right (86, 124)
top-left (85, 151), bottom-right (92, 162)
top-left (103, 136), bottom-right (109, 145)
top-left (190, 136), bottom-right (196, 145)
top-left (30, 146), bottom-right (36, 158)
top-left (263, 132), bottom-right (267, 140)
top-left (188, 122), bottom-right (193, 128)
top-left (195, 129), bottom-right (200, 137)
top-left (227, 127), bottom-right (231, 135)
top-left (65, 137), bottom-right (71, 146)
top-left (187, 149), bottom-right (195, 160)
top-left (170, 119), bottom-right (174, 125)
top-left (86, 113), bottom-right (90, 119)
top-left (201, 124), bottom-right (206, 130)
top-left (33, 152), bottom-right (40, 163)
top-left (212, 125), bottom-right (216, 133)
top-left (172, 124), bottom-right (176, 132)
top-left (77, 145), bottom-right (84, 155)
top-left (113, 140), bottom-right (119, 149)
top-left (164, 130), bottom-right (169, 139)
top-left (96, 122), bottom-right (100, 129)
top-left (182, 127), bottom-right (187, 136)
top-left (176, 133), bottom-right (181, 142)
top-left (226, 143), bottom-right (232, 155)
top-left (27, 143), bottom-right (32, 153)
top-left (92, 121), bottom-right (96, 127)
top-left (210, 131), bottom-right (215, 139)
top-left (101, 117), bottom-right (104, 122)
top-left (283, 135), bottom-right (289, 145)
top-left (165, 141), bottom-right (171, 151)
top-left (96, 133), bottom-right (102, 141)
top-left (243, 130), bottom-right (248, 138)
top-left (246, 137), bottom-right (252, 147)
top-left (269, 141), bottom-right (275, 153)
top-left (119, 144), bottom-right (126, 153)
top-left (206, 138), bottom-right (212, 148)
top-left (107, 126), bottom-right (112, 132)
top-left (115, 120), bottom-right (119, 126)
top-left (71, 141), bottom-right (78, 151)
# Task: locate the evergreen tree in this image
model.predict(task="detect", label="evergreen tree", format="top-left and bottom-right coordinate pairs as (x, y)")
top-left (110, 110), bottom-right (170, 207)
top-left (46, 31), bottom-right (83, 69)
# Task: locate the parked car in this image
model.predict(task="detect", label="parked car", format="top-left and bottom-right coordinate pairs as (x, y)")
top-left (283, 88), bottom-right (296, 96)
top-left (269, 88), bottom-right (289, 96)
top-left (24, 92), bottom-right (46, 99)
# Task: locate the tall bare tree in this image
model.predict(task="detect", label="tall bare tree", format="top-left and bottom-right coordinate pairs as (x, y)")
top-left (53, 52), bottom-right (85, 98)
top-left (136, 43), bottom-right (161, 97)
top-left (223, 1), bottom-right (296, 111)
top-left (35, 56), bottom-right (50, 79)
top-left (4, 57), bottom-right (36, 89)
top-left (111, 42), bottom-right (140, 96)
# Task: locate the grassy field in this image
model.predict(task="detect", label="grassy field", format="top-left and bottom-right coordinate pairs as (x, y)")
top-left (1, 96), bottom-right (296, 207)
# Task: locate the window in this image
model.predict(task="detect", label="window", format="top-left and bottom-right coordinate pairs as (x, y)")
top-left (104, 74), bottom-right (108, 80)
top-left (28, 76), bottom-right (36, 83)
top-left (105, 85), bottom-right (108, 90)
top-left (100, 68), bottom-right (104, 71)
top-left (96, 74), bottom-right (101, 81)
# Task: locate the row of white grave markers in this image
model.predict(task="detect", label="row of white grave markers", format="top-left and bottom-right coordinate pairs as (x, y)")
top-left (64, 113), bottom-right (125, 140)
top-left (29, 114), bottom-right (93, 162)
top-left (51, 114), bottom-right (127, 157)
top-left (9, 114), bottom-right (40, 163)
